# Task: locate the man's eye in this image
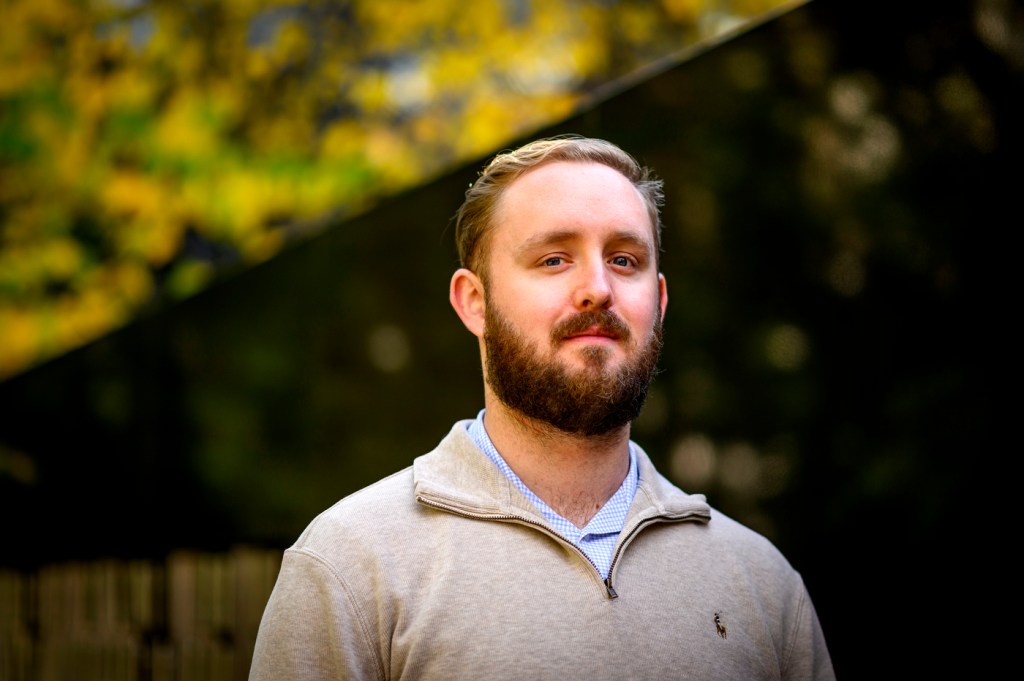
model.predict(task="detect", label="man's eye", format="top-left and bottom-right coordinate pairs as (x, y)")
top-left (543, 257), bottom-right (563, 267)
top-left (611, 256), bottom-right (632, 267)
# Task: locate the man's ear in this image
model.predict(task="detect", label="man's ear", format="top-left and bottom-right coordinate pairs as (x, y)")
top-left (659, 272), bottom-right (668, 321)
top-left (450, 268), bottom-right (486, 338)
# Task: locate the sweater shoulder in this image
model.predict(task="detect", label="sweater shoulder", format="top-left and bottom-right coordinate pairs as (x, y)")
top-left (290, 465), bottom-right (419, 558)
top-left (700, 505), bottom-right (803, 582)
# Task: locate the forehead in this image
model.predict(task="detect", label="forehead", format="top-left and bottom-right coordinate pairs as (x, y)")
top-left (491, 161), bottom-right (654, 248)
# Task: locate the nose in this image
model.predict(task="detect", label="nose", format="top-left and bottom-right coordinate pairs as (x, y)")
top-left (573, 260), bottom-right (613, 310)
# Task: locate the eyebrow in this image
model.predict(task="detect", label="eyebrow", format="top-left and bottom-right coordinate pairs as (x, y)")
top-left (514, 229), bottom-right (654, 260)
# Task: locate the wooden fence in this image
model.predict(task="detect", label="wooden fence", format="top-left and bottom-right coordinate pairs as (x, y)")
top-left (0, 547), bottom-right (281, 681)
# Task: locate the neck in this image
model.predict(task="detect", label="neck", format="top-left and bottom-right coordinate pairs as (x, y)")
top-left (482, 398), bottom-right (632, 528)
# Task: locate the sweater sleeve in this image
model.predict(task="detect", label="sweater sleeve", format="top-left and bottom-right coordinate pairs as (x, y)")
top-left (782, 582), bottom-right (836, 681)
top-left (249, 548), bottom-right (386, 681)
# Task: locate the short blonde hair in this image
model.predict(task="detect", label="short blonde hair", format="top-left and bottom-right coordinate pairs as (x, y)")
top-left (454, 135), bottom-right (664, 278)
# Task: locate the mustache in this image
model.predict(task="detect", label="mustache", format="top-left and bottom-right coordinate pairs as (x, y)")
top-left (551, 309), bottom-right (631, 342)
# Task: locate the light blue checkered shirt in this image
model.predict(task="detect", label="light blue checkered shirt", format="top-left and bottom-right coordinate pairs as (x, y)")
top-left (466, 409), bottom-right (638, 579)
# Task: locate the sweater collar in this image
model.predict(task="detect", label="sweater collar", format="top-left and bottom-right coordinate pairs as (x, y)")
top-left (413, 420), bottom-right (712, 526)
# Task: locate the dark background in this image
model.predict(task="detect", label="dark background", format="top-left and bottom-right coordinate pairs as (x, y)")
top-left (1, 0), bottom-right (1013, 677)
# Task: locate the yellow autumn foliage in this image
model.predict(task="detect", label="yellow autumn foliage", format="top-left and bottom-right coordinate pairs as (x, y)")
top-left (0, 0), bottom-right (797, 380)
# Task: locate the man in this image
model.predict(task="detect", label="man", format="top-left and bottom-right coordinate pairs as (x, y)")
top-left (249, 136), bottom-right (835, 680)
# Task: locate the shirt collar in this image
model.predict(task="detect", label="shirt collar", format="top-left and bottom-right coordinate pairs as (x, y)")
top-left (466, 409), bottom-right (638, 541)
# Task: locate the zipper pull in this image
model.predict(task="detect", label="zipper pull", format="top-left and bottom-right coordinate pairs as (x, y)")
top-left (604, 577), bottom-right (618, 599)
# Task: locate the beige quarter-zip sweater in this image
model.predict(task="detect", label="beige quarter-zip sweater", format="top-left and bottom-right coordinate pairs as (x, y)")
top-left (249, 421), bottom-right (834, 680)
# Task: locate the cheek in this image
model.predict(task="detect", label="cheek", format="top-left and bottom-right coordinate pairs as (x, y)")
top-left (513, 303), bottom-right (562, 341)
top-left (619, 288), bottom-right (662, 326)
top-left (491, 279), bottom-right (563, 322)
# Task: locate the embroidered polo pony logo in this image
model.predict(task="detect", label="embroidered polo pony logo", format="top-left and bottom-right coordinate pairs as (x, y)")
top-left (714, 612), bottom-right (727, 639)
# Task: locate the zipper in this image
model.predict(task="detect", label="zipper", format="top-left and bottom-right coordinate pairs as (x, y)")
top-left (416, 495), bottom-right (613, 595)
top-left (416, 494), bottom-right (704, 600)
top-left (602, 516), bottom-right (671, 598)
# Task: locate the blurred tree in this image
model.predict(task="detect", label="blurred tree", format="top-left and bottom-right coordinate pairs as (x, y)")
top-left (0, 0), bottom-right (795, 380)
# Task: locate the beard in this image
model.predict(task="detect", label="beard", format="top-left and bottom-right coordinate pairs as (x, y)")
top-left (483, 301), bottom-right (664, 437)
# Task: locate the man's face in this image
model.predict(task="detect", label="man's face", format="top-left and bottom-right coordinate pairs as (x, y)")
top-left (480, 161), bottom-right (668, 436)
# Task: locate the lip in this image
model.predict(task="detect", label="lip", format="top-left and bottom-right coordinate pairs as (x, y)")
top-left (564, 327), bottom-right (620, 341)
